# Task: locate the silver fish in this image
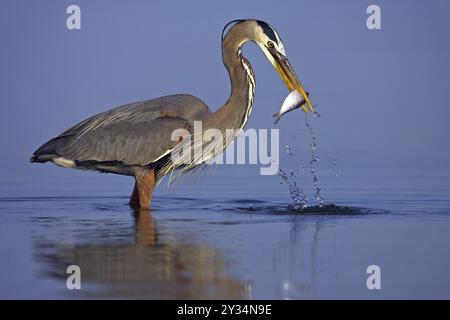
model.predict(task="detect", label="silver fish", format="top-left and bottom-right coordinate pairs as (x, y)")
top-left (273, 90), bottom-right (310, 124)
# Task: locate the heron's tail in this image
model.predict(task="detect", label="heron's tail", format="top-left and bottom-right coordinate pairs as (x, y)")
top-left (29, 137), bottom-right (61, 163)
top-left (30, 153), bottom-right (55, 163)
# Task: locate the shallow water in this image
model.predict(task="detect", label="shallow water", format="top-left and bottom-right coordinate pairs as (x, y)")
top-left (1, 169), bottom-right (450, 299)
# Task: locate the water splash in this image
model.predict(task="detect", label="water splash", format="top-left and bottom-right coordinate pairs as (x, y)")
top-left (305, 113), bottom-right (326, 207)
top-left (278, 168), bottom-right (308, 210)
top-left (278, 109), bottom-right (327, 209)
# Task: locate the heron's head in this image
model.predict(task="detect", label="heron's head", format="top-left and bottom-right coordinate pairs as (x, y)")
top-left (254, 20), bottom-right (313, 112)
top-left (223, 19), bottom-right (313, 112)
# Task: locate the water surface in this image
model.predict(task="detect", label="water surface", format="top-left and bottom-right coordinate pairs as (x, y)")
top-left (0, 170), bottom-right (449, 299)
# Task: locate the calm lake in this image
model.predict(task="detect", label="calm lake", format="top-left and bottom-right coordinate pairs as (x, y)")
top-left (0, 166), bottom-right (449, 299)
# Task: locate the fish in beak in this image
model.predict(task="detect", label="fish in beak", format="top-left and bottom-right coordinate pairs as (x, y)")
top-left (273, 91), bottom-right (309, 124)
top-left (272, 53), bottom-right (314, 113)
top-left (257, 40), bottom-right (314, 113)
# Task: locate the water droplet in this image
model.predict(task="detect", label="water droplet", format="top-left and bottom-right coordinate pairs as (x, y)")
top-left (284, 144), bottom-right (293, 156)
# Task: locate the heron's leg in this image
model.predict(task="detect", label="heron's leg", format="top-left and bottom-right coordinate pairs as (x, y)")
top-left (129, 183), bottom-right (140, 207)
top-left (133, 169), bottom-right (156, 209)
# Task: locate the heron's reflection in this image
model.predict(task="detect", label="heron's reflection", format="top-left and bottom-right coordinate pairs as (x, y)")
top-left (133, 209), bottom-right (156, 246)
top-left (33, 209), bottom-right (249, 299)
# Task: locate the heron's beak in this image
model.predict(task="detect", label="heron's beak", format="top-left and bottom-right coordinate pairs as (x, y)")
top-left (273, 54), bottom-right (313, 113)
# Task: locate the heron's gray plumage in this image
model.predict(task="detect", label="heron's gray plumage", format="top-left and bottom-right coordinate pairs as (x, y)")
top-left (31, 94), bottom-right (210, 174)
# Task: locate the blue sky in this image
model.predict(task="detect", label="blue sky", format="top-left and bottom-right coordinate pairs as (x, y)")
top-left (1, 0), bottom-right (449, 194)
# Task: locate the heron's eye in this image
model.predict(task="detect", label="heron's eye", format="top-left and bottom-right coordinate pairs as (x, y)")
top-left (267, 41), bottom-right (274, 48)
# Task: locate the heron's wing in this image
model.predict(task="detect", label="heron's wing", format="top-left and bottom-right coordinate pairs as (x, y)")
top-left (56, 116), bottom-right (192, 166)
top-left (32, 94), bottom-right (209, 166)
top-left (58, 94), bottom-right (209, 139)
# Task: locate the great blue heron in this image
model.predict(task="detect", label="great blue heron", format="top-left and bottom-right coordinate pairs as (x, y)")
top-left (31, 19), bottom-right (313, 209)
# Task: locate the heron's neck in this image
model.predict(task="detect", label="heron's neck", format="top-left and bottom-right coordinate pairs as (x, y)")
top-left (206, 37), bottom-right (255, 134)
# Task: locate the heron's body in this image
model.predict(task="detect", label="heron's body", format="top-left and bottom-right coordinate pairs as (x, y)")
top-left (32, 95), bottom-right (211, 175)
top-left (31, 20), bottom-right (312, 209)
